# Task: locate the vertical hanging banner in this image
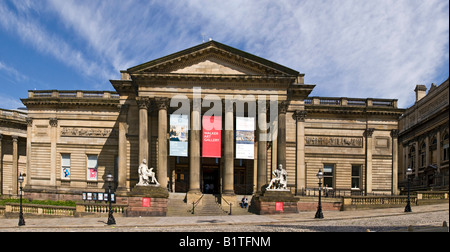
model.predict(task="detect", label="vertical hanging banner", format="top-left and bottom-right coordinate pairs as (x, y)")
top-left (169, 114), bottom-right (189, 157)
top-left (202, 115), bottom-right (222, 158)
top-left (236, 117), bottom-right (255, 159)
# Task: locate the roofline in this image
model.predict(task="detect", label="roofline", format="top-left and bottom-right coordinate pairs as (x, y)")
top-left (126, 40), bottom-right (300, 76)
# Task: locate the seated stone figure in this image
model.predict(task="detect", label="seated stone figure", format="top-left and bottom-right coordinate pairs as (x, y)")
top-left (266, 164), bottom-right (287, 190)
top-left (137, 159), bottom-right (160, 186)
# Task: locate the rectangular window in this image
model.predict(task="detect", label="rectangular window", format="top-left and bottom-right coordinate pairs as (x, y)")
top-left (87, 155), bottom-right (98, 181)
top-left (61, 154), bottom-right (71, 180)
top-left (351, 165), bottom-right (361, 189)
top-left (323, 164), bottom-right (334, 188)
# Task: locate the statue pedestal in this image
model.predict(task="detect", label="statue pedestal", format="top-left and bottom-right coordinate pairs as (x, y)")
top-left (125, 185), bottom-right (169, 217)
top-left (251, 190), bottom-right (299, 215)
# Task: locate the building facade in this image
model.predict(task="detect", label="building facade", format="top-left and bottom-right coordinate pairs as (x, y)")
top-left (4, 41), bottom-right (408, 203)
top-left (0, 109), bottom-right (27, 196)
top-left (398, 79), bottom-right (449, 190)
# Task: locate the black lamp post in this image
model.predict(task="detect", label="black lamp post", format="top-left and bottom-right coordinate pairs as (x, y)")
top-left (106, 173), bottom-right (116, 225)
top-left (18, 173), bottom-right (25, 226)
top-left (315, 170), bottom-right (324, 219)
top-left (404, 167), bottom-right (412, 213)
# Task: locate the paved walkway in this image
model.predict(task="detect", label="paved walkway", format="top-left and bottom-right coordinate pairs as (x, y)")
top-left (0, 203), bottom-right (448, 231)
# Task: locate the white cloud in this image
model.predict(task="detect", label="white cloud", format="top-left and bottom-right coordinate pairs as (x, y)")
top-left (1, 0), bottom-right (448, 108)
top-left (0, 61), bottom-right (29, 83)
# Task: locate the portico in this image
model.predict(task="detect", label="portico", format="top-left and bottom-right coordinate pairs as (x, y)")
top-left (111, 41), bottom-right (313, 201)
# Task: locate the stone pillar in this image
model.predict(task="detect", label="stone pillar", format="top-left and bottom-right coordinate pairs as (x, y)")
top-left (436, 130), bottom-right (441, 171)
top-left (12, 135), bottom-right (19, 195)
top-left (256, 99), bottom-right (268, 194)
top-left (49, 118), bottom-right (58, 187)
top-left (277, 101), bottom-right (288, 170)
top-left (0, 134), bottom-right (3, 195)
top-left (425, 135), bottom-right (430, 167)
top-left (156, 97), bottom-right (169, 189)
top-left (189, 99), bottom-right (201, 195)
top-left (364, 128), bottom-right (374, 194)
top-left (136, 97), bottom-right (151, 164)
top-left (117, 104), bottom-right (129, 192)
top-left (391, 130), bottom-right (399, 195)
top-left (223, 99), bottom-right (234, 195)
top-left (414, 141), bottom-right (419, 178)
top-left (26, 118), bottom-right (32, 188)
top-left (294, 110), bottom-right (307, 193)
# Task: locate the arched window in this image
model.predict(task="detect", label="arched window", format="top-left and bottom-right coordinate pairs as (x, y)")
top-left (420, 142), bottom-right (426, 167)
top-left (409, 146), bottom-right (416, 171)
top-left (430, 135), bottom-right (437, 165)
top-left (443, 132), bottom-right (449, 162)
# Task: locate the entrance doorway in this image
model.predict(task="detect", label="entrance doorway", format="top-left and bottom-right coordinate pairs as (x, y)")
top-left (202, 165), bottom-right (219, 194)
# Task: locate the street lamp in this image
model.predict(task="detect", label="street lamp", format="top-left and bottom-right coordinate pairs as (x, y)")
top-left (18, 173), bottom-right (25, 226)
top-left (106, 173), bottom-right (116, 225)
top-left (315, 170), bottom-right (324, 219)
top-left (404, 167), bottom-right (413, 213)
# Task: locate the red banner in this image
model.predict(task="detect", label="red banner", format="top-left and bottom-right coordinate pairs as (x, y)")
top-left (202, 115), bottom-right (222, 158)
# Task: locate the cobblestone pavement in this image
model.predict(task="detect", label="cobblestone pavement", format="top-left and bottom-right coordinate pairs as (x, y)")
top-left (0, 203), bottom-right (448, 232)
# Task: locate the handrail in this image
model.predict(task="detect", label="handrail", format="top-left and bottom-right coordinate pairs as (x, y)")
top-left (220, 195), bottom-right (233, 215)
top-left (191, 194), bottom-right (204, 215)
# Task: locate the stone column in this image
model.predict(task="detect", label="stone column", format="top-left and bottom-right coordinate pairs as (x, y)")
top-left (425, 135), bottom-right (430, 167)
top-left (277, 101), bottom-right (288, 170)
top-left (156, 97), bottom-right (169, 189)
top-left (26, 118), bottom-right (32, 188)
top-left (256, 99), bottom-right (268, 194)
top-left (223, 99), bottom-right (234, 195)
top-left (136, 97), bottom-right (151, 165)
top-left (117, 104), bottom-right (129, 192)
top-left (364, 128), bottom-right (374, 194)
top-left (414, 141), bottom-right (419, 178)
top-left (294, 110), bottom-right (307, 193)
top-left (0, 134), bottom-right (3, 195)
top-left (12, 135), bottom-right (19, 195)
top-left (189, 99), bottom-right (201, 195)
top-left (391, 130), bottom-right (399, 195)
top-left (49, 118), bottom-right (58, 187)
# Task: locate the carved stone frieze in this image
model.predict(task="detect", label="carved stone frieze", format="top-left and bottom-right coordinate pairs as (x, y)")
top-left (305, 136), bottom-right (363, 148)
top-left (61, 127), bottom-right (118, 138)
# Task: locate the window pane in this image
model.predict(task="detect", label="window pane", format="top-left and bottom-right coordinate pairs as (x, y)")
top-left (61, 154), bottom-right (70, 166)
top-left (352, 165), bottom-right (360, 176)
top-left (87, 155), bottom-right (97, 168)
top-left (323, 164), bottom-right (333, 175)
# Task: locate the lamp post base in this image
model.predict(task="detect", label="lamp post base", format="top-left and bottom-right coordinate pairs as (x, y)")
top-left (18, 213), bottom-right (25, 226)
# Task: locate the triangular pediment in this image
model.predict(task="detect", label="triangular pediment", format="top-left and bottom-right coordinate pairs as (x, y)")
top-left (127, 41), bottom-right (299, 76)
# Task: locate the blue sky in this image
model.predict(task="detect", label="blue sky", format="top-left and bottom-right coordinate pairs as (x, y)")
top-left (0, 0), bottom-right (448, 110)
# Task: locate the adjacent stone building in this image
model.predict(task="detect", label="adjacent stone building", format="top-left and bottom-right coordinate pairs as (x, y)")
top-left (398, 78), bottom-right (449, 190)
top-left (1, 41), bottom-right (418, 204)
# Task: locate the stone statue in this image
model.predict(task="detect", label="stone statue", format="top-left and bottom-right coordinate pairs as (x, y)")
top-left (137, 159), bottom-right (160, 186)
top-left (266, 164), bottom-right (288, 190)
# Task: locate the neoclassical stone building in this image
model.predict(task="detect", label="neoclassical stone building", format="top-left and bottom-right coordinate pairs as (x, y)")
top-left (398, 78), bottom-right (449, 190)
top-left (0, 109), bottom-right (27, 196)
top-left (4, 41), bottom-right (408, 203)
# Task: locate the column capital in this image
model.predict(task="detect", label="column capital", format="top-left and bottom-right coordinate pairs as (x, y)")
top-left (364, 128), bottom-right (375, 137)
top-left (12, 135), bottom-right (19, 142)
top-left (154, 97), bottom-right (169, 110)
top-left (293, 110), bottom-right (307, 122)
top-left (49, 118), bottom-right (58, 127)
top-left (278, 100), bottom-right (288, 114)
top-left (390, 129), bottom-right (399, 138)
top-left (136, 97), bottom-right (152, 110)
top-left (26, 117), bottom-right (33, 126)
